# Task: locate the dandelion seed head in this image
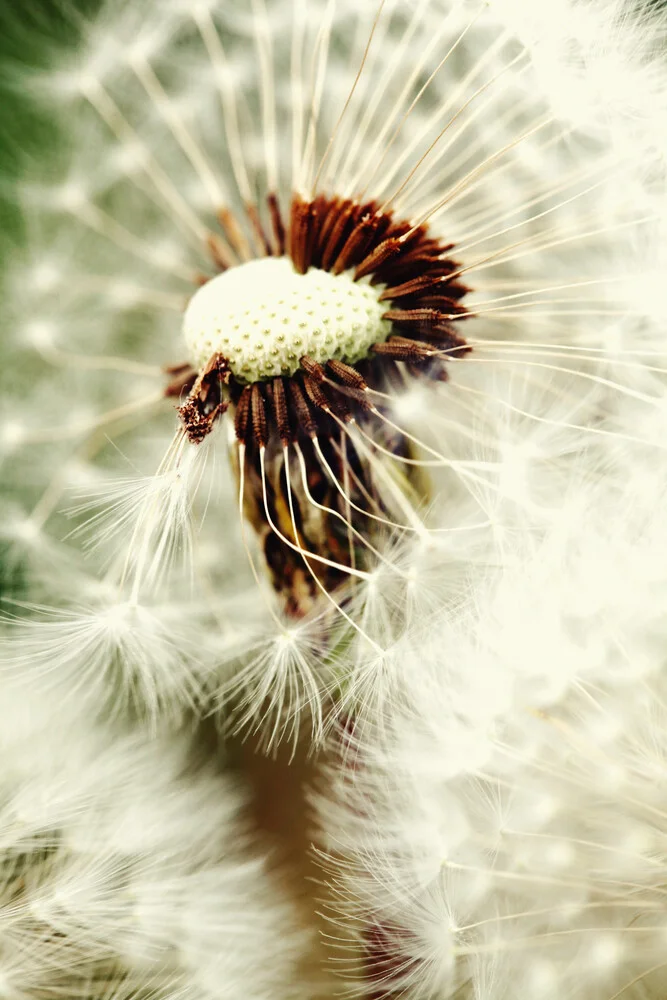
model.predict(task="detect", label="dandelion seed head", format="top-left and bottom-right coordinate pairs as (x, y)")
top-left (183, 256), bottom-right (391, 381)
top-left (3, 9), bottom-right (667, 990)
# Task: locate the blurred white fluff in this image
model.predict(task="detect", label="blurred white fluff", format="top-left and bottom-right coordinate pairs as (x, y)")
top-left (0, 0), bottom-right (667, 997)
top-left (1, 0), bottom-right (666, 736)
top-left (316, 409), bottom-right (667, 998)
top-left (0, 668), bottom-right (310, 1000)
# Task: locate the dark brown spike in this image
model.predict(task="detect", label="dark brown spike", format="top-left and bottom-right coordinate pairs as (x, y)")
top-left (402, 293), bottom-right (469, 312)
top-left (307, 193), bottom-right (329, 267)
top-left (301, 373), bottom-right (331, 413)
top-left (310, 197), bottom-right (341, 267)
top-left (379, 259), bottom-right (460, 283)
top-left (316, 196), bottom-right (342, 251)
top-left (234, 385), bottom-right (253, 442)
top-left (324, 370), bottom-right (372, 413)
top-left (306, 376), bottom-right (352, 421)
top-left (250, 384), bottom-right (268, 448)
top-left (300, 356), bottom-right (327, 382)
top-left (371, 336), bottom-right (437, 363)
top-left (426, 326), bottom-right (471, 349)
top-left (331, 213), bottom-right (382, 275)
top-left (287, 379), bottom-right (318, 437)
top-left (406, 234), bottom-right (451, 251)
top-left (391, 238), bottom-right (443, 258)
top-left (267, 192), bottom-right (286, 256)
top-left (378, 274), bottom-right (448, 301)
top-left (402, 238), bottom-right (448, 256)
top-left (289, 195), bottom-right (318, 274)
top-left (424, 239), bottom-right (455, 254)
top-left (382, 308), bottom-right (443, 329)
top-left (271, 377), bottom-right (291, 445)
top-left (321, 200), bottom-right (358, 272)
top-left (217, 206), bottom-right (251, 262)
top-left (433, 336), bottom-right (471, 356)
top-left (328, 394), bottom-right (353, 422)
top-left (326, 359), bottom-right (368, 390)
top-left (384, 315), bottom-right (468, 350)
top-left (362, 201), bottom-right (392, 242)
top-left (441, 281), bottom-right (471, 301)
top-left (382, 218), bottom-right (416, 242)
top-left (354, 237), bottom-right (403, 281)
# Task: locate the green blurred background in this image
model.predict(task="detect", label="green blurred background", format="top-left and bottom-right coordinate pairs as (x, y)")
top-left (0, 0), bottom-right (102, 236)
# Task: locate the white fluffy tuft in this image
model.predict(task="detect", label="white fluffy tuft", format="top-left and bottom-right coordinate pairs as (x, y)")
top-left (2, 0), bottom-right (667, 995)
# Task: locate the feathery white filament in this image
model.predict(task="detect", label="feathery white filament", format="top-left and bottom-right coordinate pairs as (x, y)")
top-left (4, 2), bottom-right (667, 993)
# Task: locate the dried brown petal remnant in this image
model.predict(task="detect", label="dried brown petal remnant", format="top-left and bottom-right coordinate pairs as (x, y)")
top-left (177, 354), bottom-right (230, 445)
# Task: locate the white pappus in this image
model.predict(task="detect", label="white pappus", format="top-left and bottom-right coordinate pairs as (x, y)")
top-left (1, 0), bottom-right (665, 735)
top-left (0, 0), bottom-right (667, 998)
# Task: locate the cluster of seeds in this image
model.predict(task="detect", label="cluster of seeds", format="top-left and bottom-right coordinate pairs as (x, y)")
top-left (183, 256), bottom-right (392, 381)
top-left (174, 192), bottom-right (471, 451)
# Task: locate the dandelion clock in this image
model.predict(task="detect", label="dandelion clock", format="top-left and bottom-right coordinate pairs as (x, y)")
top-left (2, 0), bottom-right (667, 997)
